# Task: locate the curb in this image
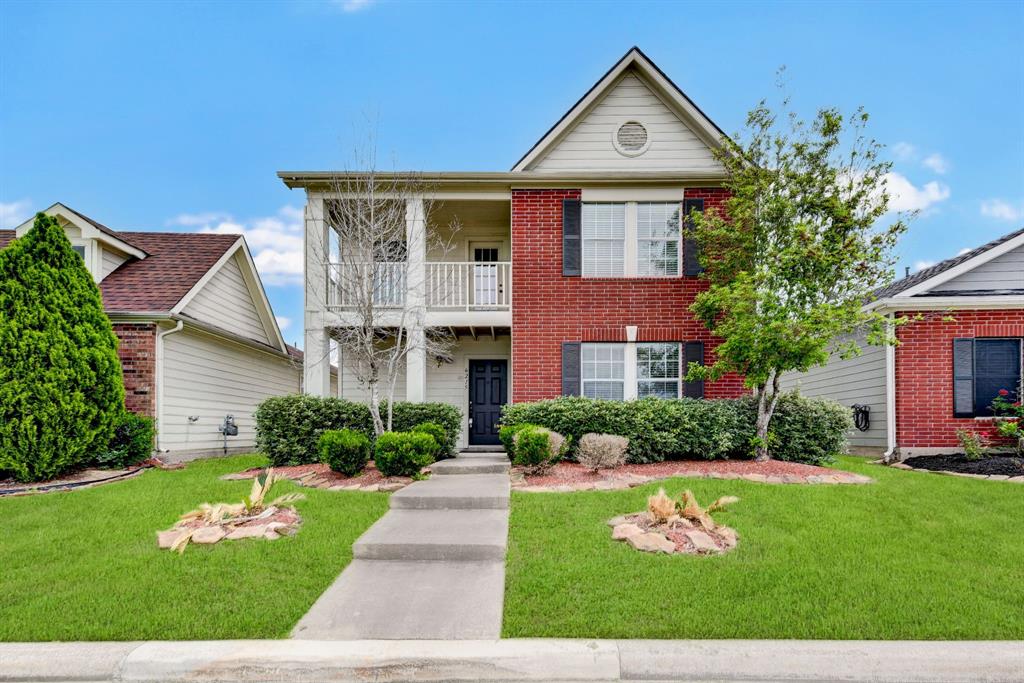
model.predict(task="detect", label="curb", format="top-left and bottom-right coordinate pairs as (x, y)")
top-left (2, 639), bottom-right (1022, 682)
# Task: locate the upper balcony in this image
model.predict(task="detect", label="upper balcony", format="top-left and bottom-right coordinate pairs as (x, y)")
top-left (313, 198), bottom-right (512, 329)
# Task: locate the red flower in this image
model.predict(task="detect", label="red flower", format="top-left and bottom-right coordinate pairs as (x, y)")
top-left (998, 389), bottom-right (1010, 397)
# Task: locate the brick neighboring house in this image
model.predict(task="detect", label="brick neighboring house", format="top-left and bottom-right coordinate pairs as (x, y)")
top-left (780, 228), bottom-right (1024, 458)
top-left (285, 47), bottom-right (747, 448)
top-left (0, 203), bottom-right (328, 460)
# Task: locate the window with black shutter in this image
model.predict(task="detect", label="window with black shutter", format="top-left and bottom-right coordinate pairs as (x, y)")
top-left (954, 338), bottom-right (1022, 418)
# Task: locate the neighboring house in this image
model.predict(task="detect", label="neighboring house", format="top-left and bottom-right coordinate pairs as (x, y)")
top-left (0, 203), bottom-right (327, 460)
top-left (285, 47), bottom-right (746, 448)
top-left (780, 228), bottom-right (1024, 458)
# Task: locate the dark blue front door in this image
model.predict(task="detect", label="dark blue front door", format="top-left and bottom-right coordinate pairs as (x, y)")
top-left (469, 359), bottom-right (507, 445)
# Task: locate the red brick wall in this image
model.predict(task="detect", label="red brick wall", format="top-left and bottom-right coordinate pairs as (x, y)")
top-left (510, 188), bottom-right (744, 402)
top-left (113, 323), bottom-right (157, 417)
top-left (895, 309), bottom-right (1024, 448)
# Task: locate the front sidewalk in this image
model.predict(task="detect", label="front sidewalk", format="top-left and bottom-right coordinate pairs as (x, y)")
top-left (3, 639), bottom-right (1021, 682)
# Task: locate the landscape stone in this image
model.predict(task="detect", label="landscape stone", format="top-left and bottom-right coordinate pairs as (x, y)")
top-left (684, 529), bottom-right (720, 553)
top-left (264, 530), bottom-right (281, 540)
top-left (717, 526), bottom-right (738, 549)
top-left (781, 474), bottom-right (802, 484)
top-left (627, 532), bottom-right (675, 554)
top-left (742, 473), bottom-right (768, 483)
top-left (156, 529), bottom-right (187, 549)
top-left (1008, 476), bottom-right (1024, 483)
top-left (612, 523), bottom-right (644, 541)
top-left (191, 526), bottom-right (227, 544)
top-left (225, 525), bottom-right (269, 540)
top-left (606, 514), bottom-right (631, 527)
top-left (987, 475), bottom-right (1010, 481)
top-left (378, 482), bottom-right (406, 492)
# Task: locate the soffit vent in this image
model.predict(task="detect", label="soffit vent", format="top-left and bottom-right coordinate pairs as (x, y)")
top-left (613, 121), bottom-right (650, 156)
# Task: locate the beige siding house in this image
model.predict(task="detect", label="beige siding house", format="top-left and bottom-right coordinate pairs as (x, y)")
top-left (1, 203), bottom-right (324, 461)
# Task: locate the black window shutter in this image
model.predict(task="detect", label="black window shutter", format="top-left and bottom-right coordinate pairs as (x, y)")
top-left (683, 341), bottom-right (705, 398)
top-left (561, 342), bottom-right (582, 396)
top-left (562, 199), bottom-right (582, 277)
top-left (952, 338), bottom-right (975, 418)
top-left (682, 197), bottom-right (705, 277)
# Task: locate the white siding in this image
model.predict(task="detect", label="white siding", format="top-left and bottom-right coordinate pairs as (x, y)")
top-left (100, 246), bottom-right (129, 279)
top-left (161, 327), bottom-right (301, 456)
top-left (530, 69), bottom-right (721, 173)
top-left (936, 244), bottom-right (1024, 292)
top-left (778, 332), bottom-right (887, 449)
top-left (182, 253), bottom-right (271, 345)
top-left (335, 337), bottom-right (511, 448)
top-left (337, 358), bottom-right (407, 407)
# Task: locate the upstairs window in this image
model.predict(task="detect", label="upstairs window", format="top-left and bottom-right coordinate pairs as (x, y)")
top-left (636, 203), bottom-right (681, 276)
top-left (581, 203), bottom-right (626, 277)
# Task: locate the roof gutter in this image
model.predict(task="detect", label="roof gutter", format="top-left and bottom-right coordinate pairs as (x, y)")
top-left (154, 320), bottom-right (184, 454)
top-left (865, 295), bottom-right (1024, 313)
top-left (277, 170), bottom-right (728, 190)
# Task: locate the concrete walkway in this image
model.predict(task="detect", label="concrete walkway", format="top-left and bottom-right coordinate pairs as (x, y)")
top-left (4, 639), bottom-right (1022, 682)
top-left (292, 450), bottom-right (510, 640)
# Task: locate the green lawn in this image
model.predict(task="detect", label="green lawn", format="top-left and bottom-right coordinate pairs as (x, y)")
top-left (0, 455), bottom-right (388, 641)
top-left (503, 457), bottom-right (1024, 640)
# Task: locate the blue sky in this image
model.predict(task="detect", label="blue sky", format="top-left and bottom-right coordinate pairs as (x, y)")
top-left (2, 0), bottom-right (1022, 343)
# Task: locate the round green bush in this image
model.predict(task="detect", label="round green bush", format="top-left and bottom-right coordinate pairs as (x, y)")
top-left (94, 412), bottom-right (154, 468)
top-left (499, 423), bottom-right (532, 461)
top-left (511, 425), bottom-right (566, 473)
top-left (0, 213), bottom-right (125, 482)
top-left (374, 431), bottom-right (438, 478)
top-left (318, 428), bottom-right (371, 476)
top-left (410, 422), bottom-right (449, 458)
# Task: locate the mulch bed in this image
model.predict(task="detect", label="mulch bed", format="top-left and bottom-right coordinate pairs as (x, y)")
top-left (903, 454), bottom-right (1024, 477)
top-left (515, 459), bottom-right (871, 491)
top-left (223, 461), bottom-right (411, 492)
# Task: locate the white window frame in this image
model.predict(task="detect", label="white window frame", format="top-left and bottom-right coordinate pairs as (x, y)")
top-left (581, 343), bottom-right (626, 400)
top-left (581, 200), bottom-right (682, 279)
top-left (581, 203), bottom-right (627, 278)
top-left (70, 238), bottom-right (100, 281)
top-left (636, 202), bottom-right (682, 277)
top-left (581, 341), bottom-right (682, 401)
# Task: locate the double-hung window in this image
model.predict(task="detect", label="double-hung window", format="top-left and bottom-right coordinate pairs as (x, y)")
top-left (636, 203), bottom-right (681, 276)
top-left (953, 337), bottom-right (1022, 417)
top-left (637, 342), bottom-right (682, 398)
top-left (581, 343), bottom-right (625, 399)
top-left (581, 203), bottom-right (626, 277)
top-left (581, 201), bottom-right (682, 277)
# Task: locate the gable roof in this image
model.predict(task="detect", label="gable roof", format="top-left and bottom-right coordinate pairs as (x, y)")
top-left (15, 202), bottom-right (149, 259)
top-left (511, 46), bottom-right (729, 172)
top-left (874, 226), bottom-right (1024, 299)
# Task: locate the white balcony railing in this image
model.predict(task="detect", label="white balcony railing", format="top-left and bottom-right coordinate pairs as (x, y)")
top-left (328, 261), bottom-right (511, 312)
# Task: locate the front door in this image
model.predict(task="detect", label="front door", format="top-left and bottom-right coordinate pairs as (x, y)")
top-left (468, 359), bottom-right (508, 445)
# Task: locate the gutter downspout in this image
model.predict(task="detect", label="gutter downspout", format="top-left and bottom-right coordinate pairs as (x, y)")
top-left (884, 312), bottom-right (898, 462)
top-left (155, 320), bottom-right (184, 453)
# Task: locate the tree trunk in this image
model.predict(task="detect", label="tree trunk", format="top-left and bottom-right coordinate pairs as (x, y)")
top-left (753, 370), bottom-right (783, 462)
top-left (368, 380), bottom-right (384, 436)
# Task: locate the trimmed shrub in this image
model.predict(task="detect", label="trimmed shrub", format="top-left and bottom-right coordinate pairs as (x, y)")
top-left (410, 422), bottom-right (448, 457)
top-left (254, 395), bottom-right (461, 466)
top-left (390, 403), bottom-right (461, 457)
top-left (577, 433), bottom-right (629, 472)
top-left (512, 426), bottom-right (566, 474)
top-left (94, 412), bottom-right (154, 469)
top-left (501, 394), bottom-right (850, 465)
top-left (0, 214), bottom-right (125, 482)
top-left (318, 429), bottom-right (371, 476)
top-left (499, 423), bottom-right (531, 461)
top-left (374, 431), bottom-right (438, 477)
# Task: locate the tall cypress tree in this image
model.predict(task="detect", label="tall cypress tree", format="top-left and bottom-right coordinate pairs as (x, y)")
top-left (0, 213), bottom-right (125, 481)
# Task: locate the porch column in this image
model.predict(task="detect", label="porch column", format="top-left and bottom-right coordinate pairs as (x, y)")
top-left (405, 197), bottom-right (427, 403)
top-left (623, 325), bottom-right (639, 400)
top-left (303, 195), bottom-right (331, 396)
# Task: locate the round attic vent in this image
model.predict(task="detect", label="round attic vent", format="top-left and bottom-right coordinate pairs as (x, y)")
top-left (613, 120), bottom-right (650, 156)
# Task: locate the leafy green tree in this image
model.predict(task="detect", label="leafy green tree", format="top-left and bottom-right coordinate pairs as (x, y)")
top-left (0, 213), bottom-right (125, 481)
top-left (688, 96), bottom-right (905, 461)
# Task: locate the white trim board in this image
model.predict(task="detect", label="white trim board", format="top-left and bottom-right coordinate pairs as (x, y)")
top-left (894, 231), bottom-right (1024, 298)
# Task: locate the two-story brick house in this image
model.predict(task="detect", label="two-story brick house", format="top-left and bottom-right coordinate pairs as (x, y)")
top-left (284, 47), bottom-right (745, 448)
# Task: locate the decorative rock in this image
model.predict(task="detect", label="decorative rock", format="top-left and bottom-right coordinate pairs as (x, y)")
top-left (717, 526), bottom-right (738, 550)
top-left (157, 529), bottom-right (188, 549)
top-left (1008, 476), bottom-right (1024, 483)
top-left (378, 482), bottom-right (406, 492)
top-left (360, 484), bottom-right (380, 492)
top-left (742, 473), bottom-right (768, 483)
top-left (225, 525), bottom-right (269, 540)
top-left (612, 523), bottom-right (645, 541)
top-left (781, 474), bottom-right (802, 484)
top-left (680, 470), bottom-right (704, 479)
top-left (684, 529), bottom-right (720, 553)
top-left (264, 530), bottom-right (281, 540)
top-left (987, 475), bottom-right (1011, 481)
top-left (890, 462), bottom-right (913, 470)
top-left (606, 514), bottom-right (631, 527)
top-left (191, 526), bottom-right (227, 545)
top-left (627, 532), bottom-right (675, 554)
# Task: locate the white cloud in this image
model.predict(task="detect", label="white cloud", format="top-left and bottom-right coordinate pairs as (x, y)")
top-left (913, 260), bottom-right (935, 272)
top-left (891, 142), bottom-right (917, 161)
top-left (980, 198), bottom-right (1024, 223)
top-left (0, 199), bottom-right (32, 229)
top-left (883, 172), bottom-right (951, 213)
top-left (276, 316), bottom-right (291, 331)
top-left (922, 153), bottom-right (950, 175)
top-left (333, 0), bottom-right (375, 12)
top-left (167, 205), bottom-right (304, 285)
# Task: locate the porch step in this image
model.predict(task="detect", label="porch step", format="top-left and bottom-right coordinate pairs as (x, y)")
top-left (389, 474), bottom-right (509, 510)
top-left (460, 445), bottom-right (506, 453)
top-left (430, 455), bottom-right (508, 475)
top-left (353, 509), bottom-right (508, 561)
